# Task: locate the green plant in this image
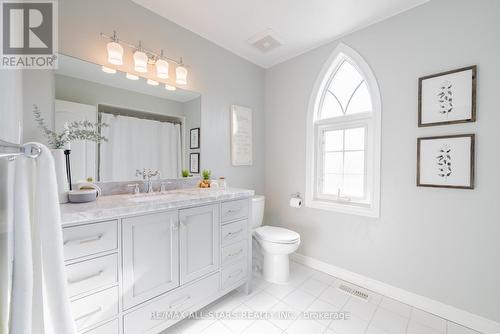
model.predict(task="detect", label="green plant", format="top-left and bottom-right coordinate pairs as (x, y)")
top-left (33, 104), bottom-right (108, 149)
top-left (202, 169), bottom-right (211, 180)
top-left (181, 169), bottom-right (190, 178)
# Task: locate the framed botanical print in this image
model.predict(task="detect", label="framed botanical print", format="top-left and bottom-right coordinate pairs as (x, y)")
top-left (189, 153), bottom-right (200, 174)
top-left (190, 127), bottom-right (200, 149)
top-left (417, 134), bottom-right (475, 189)
top-left (418, 66), bottom-right (476, 127)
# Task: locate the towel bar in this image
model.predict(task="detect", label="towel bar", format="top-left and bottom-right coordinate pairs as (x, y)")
top-left (0, 139), bottom-right (42, 159)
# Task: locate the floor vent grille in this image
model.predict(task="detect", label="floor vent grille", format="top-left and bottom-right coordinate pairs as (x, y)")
top-left (337, 283), bottom-right (369, 301)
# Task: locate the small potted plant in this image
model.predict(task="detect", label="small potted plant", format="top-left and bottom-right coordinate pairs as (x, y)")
top-left (198, 169), bottom-right (211, 188)
top-left (33, 105), bottom-right (108, 202)
top-left (181, 169), bottom-right (190, 178)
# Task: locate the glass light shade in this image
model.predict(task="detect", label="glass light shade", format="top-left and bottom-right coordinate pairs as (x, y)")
top-left (126, 73), bottom-right (139, 80)
top-left (101, 66), bottom-right (116, 74)
top-left (106, 41), bottom-right (123, 65)
top-left (175, 65), bottom-right (188, 85)
top-left (165, 84), bottom-right (176, 91)
top-left (156, 59), bottom-right (169, 79)
top-left (147, 79), bottom-right (159, 86)
top-left (133, 50), bottom-right (148, 73)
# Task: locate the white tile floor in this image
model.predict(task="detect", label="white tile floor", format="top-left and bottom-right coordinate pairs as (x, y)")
top-left (161, 261), bottom-right (482, 334)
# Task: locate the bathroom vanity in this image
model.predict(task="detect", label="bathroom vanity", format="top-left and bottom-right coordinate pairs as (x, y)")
top-left (59, 188), bottom-right (253, 334)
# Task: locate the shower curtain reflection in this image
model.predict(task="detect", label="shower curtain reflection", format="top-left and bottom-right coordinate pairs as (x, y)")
top-left (99, 113), bottom-right (182, 181)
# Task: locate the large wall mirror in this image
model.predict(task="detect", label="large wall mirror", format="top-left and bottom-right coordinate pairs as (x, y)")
top-left (54, 54), bottom-right (201, 183)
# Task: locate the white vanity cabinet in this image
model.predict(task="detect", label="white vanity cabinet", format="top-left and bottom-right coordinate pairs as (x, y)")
top-left (122, 211), bottom-right (180, 309)
top-left (179, 204), bottom-right (220, 284)
top-left (61, 195), bottom-right (251, 334)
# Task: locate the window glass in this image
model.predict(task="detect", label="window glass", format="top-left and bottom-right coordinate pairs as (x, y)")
top-left (321, 127), bottom-right (366, 198)
top-left (347, 81), bottom-right (372, 115)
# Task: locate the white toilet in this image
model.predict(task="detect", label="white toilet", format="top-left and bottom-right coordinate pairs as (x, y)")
top-left (251, 195), bottom-right (300, 284)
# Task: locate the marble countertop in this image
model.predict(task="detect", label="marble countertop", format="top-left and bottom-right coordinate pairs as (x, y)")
top-left (60, 187), bottom-right (254, 226)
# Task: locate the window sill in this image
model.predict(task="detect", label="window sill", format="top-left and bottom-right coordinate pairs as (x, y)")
top-left (305, 199), bottom-right (379, 218)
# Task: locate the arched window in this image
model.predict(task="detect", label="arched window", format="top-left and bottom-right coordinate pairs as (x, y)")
top-left (305, 44), bottom-right (381, 217)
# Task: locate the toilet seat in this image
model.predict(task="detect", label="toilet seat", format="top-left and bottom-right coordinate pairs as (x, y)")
top-left (255, 226), bottom-right (300, 244)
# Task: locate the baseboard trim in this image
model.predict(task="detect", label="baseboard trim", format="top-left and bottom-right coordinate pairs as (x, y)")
top-left (291, 253), bottom-right (500, 334)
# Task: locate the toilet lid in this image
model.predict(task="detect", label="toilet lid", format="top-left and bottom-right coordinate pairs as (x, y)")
top-left (255, 226), bottom-right (300, 244)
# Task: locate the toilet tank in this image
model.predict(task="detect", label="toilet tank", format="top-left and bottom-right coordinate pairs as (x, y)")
top-left (251, 195), bottom-right (265, 228)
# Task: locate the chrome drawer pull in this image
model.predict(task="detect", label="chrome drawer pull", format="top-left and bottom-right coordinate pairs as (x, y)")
top-left (169, 295), bottom-right (191, 309)
top-left (227, 269), bottom-right (243, 281)
top-left (227, 249), bottom-right (243, 257)
top-left (68, 270), bottom-right (103, 285)
top-left (226, 207), bottom-right (242, 214)
top-left (224, 229), bottom-right (243, 240)
top-left (64, 234), bottom-right (103, 246)
top-left (74, 306), bottom-right (102, 322)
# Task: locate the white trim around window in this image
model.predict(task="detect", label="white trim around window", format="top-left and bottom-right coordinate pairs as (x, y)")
top-left (305, 43), bottom-right (381, 217)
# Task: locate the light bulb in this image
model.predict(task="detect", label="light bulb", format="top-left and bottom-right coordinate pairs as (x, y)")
top-left (147, 79), bottom-right (159, 86)
top-left (126, 73), bottom-right (139, 80)
top-left (165, 84), bottom-right (176, 91)
top-left (101, 66), bottom-right (116, 74)
top-left (106, 41), bottom-right (123, 65)
top-left (175, 65), bottom-right (188, 85)
top-left (156, 59), bottom-right (169, 79)
top-left (133, 50), bottom-right (148, 73)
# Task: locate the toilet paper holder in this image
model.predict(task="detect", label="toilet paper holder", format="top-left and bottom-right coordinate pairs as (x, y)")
top-left (289, 192), bottom-right (303, 208)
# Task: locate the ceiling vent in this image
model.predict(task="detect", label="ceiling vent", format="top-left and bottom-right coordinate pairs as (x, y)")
top-left (247, 29), bottom-right (281, 53)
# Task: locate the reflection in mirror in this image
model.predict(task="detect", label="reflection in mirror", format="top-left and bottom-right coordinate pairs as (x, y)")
top-left (54, 54), bottom-right (201, 183)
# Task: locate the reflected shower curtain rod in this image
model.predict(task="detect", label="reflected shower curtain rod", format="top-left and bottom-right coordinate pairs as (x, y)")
top-left (98, 104), bottom-right (182, 125)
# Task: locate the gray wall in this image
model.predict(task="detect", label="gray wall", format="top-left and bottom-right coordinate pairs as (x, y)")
top-left (55, 74), bottom-right (185, 118)
top-left (56, 0), bottom-right (266, 193)
top-left (265, 0), bottom-right (500, 322)
top-left (183, 97), bottom-right (202, 171)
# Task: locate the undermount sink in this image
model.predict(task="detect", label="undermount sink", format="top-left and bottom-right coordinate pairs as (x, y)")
top-left (127, 192), bottom-right (190, 203)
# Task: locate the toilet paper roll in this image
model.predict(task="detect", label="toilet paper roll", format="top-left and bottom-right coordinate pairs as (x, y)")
top-left (289, 197), bottom-right (302, 208)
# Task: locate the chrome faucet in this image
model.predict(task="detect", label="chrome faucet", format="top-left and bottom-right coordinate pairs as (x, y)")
top-left (135, 168), bottom-right (160, 193)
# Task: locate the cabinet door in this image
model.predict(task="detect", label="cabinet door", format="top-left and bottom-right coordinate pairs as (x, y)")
top-left (179, 204), bottom-right (220, 284)
top-left (122, 211), bottom-right (179, 309)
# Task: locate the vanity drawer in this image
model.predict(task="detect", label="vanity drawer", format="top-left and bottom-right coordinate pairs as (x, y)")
top-left (221, 199), bottom-right (249, 223)
top-left (82, 319), bottom-right (119, 334)
top-left (221, 240), bottom-right (247, 267)
top-left (63, 221), bottom-right (118, 261)
top-left (66, 254), bottom-right (118, 298)
top-left (221, 261), bottom-right (247, 290)
top-left (124, 272), bottom-right (220, 334)
top-left (221, 220), bottom-right (247, 246)
top-left (71, 286), bottom-right (119, 331)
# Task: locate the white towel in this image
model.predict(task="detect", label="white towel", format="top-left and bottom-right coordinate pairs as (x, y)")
top-left (10, 143), bottom-right (76, 334)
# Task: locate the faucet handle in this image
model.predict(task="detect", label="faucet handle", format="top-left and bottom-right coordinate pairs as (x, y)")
top-left (127, 183), bottom-right (140, 194)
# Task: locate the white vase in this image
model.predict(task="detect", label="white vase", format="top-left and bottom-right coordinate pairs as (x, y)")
top-left (51, 149), bottom-right (69, 203)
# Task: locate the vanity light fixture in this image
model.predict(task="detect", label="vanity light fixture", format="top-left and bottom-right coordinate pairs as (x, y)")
top-left (165, 84), bottom-right (176, 91)
top-left (106, 31), bottom-right (124, 65)
top-left (101, 32), bottom-right (190, 85)
top-left (126, 73), bottom-right (139, 80)
top-left (156, 50), bottom-right (169, 79)
top-left (101, 66), bottom-right (116, 74)
top-left (133, 43), bottom-right (148, 73)
top-left (147, 79), bottom-right (159, 86)
top-left (175, 58), bottom-right (188, 85)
